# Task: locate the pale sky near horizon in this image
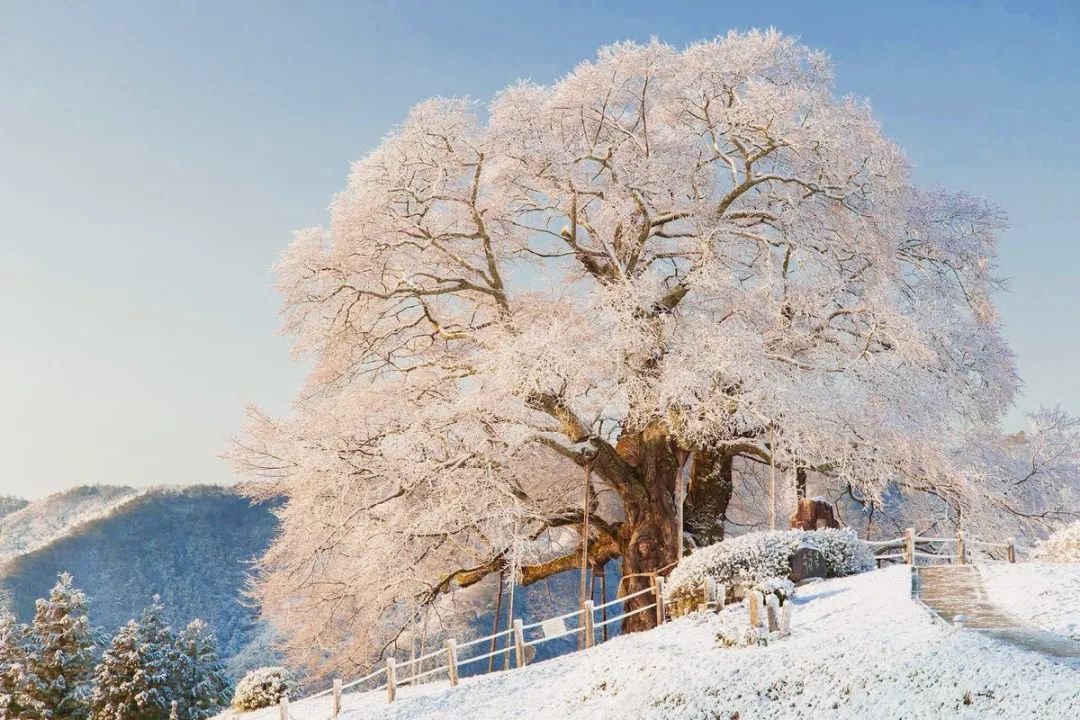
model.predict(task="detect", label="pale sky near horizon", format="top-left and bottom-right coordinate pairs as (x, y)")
top-left (1, 1), bottom-right (1078, 500)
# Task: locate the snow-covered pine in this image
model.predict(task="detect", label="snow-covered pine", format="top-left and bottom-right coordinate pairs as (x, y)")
top-left (229, 29), bottom-right (1023, 676)
top-left (173, 619), bottom-right (232, 720)
top-left (0, 612), bottom-right (46, 720)
top-left (25, 573), bottom-right (96, 720)
top-left (231, 667), bottom-right (295, 712)
top-left (90, 597), bottom-right (178, 720)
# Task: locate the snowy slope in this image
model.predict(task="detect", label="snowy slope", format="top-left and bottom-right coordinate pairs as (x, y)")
top-left (222, 565), bottom-right (1080, 720)
top-left (981, 564), bottom-right (1080, 641)
top-left (0, 485), bottom-right (147, 565)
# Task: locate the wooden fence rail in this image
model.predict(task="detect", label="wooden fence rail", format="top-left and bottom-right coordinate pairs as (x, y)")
top-left (266, 528), bottom-right (1016, 717)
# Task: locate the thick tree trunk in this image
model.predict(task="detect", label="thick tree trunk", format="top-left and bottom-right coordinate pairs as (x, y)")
top-left (796, 466), bottom-right (808, 499)
top-left (616, 423), bottom-right (680, 632)
top-left (684, 450), bottom-right (734, 547)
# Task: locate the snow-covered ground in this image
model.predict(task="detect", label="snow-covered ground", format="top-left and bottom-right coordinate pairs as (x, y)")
top-left (981, 563), bottom-right (1080, 641)
top-left (219, 564), bottom-right (1080, 720)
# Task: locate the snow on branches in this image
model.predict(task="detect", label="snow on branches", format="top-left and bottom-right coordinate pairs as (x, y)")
top-left (229, 30), bottom-right (1019, 676)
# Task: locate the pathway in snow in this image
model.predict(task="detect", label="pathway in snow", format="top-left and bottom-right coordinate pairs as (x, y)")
top-left (916, 565), bottom-right (1080, 662)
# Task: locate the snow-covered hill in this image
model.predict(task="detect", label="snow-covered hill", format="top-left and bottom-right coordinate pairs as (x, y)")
top-left (0, 485), bottom-right (147, 565)
top-left (224, 565), bottom-right (1080, 720)
top-left (0, 485), bottom-right (280, 678)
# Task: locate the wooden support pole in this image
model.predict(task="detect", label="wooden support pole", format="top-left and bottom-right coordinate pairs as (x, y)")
top-left (654, 577), bottom-right (667, 624)
top-left (408, 638), bottom-right (417, 686)
top-left (599, 567), bottom-right (609, 641)
top-left (385, 658), bottom-right (396, 704)
top-left (956, 530), bottom-right (966, 565)
top-left (487, 568), bottom-right (504, 673)
top-left (513, 619), bottom-right (526, 668)
top-left (279, 696), bottom-right (288, 720)
top-left (1007, 537), bottom-right (1016, 563)
top-left (904, 527), bottom-right (915, 565)
top-left (445, 639), bottom-right (459, 687)
top-left (332, 679), bottom-right (342, 718)
top-left (583, 600), bottom-right (595, 648)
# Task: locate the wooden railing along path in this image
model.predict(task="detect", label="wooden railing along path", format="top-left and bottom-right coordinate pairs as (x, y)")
top-left (866, 528), bottom-right (1017, 566)
top-left (257, 528), bottom-right (1019, 719)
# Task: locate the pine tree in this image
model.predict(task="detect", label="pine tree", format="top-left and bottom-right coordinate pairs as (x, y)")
top-left (172, 621), bottom-right (231, 720)
top-left (90, 597), bottom-right (175, 720)
top-left (26, 573), bottom-right (96, 720)
top-left (0, 612), bottom-right (46, 720)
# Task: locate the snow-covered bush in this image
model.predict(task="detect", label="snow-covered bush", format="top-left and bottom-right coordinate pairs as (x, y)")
top-left (232, 667), bottom-right (296, 711)
top-left (1034, 521), bottom-right (1080, 562)
top-left (665, 529), bottom-right (873, 606)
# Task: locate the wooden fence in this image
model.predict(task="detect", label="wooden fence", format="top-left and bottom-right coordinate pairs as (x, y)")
top-left (866, 528), bottom-right (1017, 566)
top-left (262, 579), bottom-right (672, 719)
top-left (256, 529), bottom-right (1017, 719)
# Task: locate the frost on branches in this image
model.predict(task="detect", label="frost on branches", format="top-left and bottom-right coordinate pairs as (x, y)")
top-left (26, 572), bottom-right (96, 720)
top-left (1034, 520), bottom-right (1080, 562)
top-left (229, 30), bottom-right (1022, 676)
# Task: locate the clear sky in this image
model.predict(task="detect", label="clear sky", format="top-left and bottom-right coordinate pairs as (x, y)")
top-left (1, 1), bottom-right (1077, 499)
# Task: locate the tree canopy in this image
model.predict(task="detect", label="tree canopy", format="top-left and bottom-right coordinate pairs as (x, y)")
top-left (231, 30), bottom-right (1027, 676)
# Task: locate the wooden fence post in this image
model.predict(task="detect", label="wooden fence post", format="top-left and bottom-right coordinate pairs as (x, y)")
top-left (748, 591), bottom-right (762, 628)
top-left (765, 594), bottom-right (780, 633)
top-left (583, 600), bottom-right (595, 648)
top-left (716, 583), bottom-right (727, 609)
top-left (513, 619), bottom-right (526, 668)
top-left (654, 577), bottom-right (667, 624)
top-left (385, 658), bottom-right (396, 704)
top-left (332, 678), bottom-right (342, 718)
top-left (780, 599), bottom-right (793, 637)
top-left (956, 530), bottom-right (966, 565)
top-left (445, 639), bottom-right (459, 687)
top-left (905, 527), bottom-right (915, 565)
top-left (279, 695), bottom-right (288, 720)
top-left (1007, 537), bottom-right (1016, 563)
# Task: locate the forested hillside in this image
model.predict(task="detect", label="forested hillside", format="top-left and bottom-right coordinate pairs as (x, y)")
top-left (0, 485), bottom-right (280, 677)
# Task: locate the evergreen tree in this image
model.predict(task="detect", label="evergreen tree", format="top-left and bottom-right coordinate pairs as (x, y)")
top-left (90, 597), bottom-right (175, 720)
top-left (172, 621), bottom-right (231, 720)
top-left (0, 612), bottom-right (46, 720)
top-left (26, 573), bottom-right (96, 720)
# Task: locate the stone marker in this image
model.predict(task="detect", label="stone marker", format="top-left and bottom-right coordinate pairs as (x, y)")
top-left (789, 545), bottom-right (828, 583)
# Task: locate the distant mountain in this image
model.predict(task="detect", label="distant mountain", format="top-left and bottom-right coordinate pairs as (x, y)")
top-left (0, 496), bottom-right (29, 521)
top-left (0, 485), bottom-right (280, 678)
top-left (0, 485), bottom-right (146, 564)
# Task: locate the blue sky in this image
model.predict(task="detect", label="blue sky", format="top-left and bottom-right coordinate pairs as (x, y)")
top-left (1, 1), bottom-right (1077, 498)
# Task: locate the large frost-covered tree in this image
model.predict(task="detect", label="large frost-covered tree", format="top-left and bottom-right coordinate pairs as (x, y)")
top-left (25, 573), bottom-right (96, 720)
top-left (231, 30), bottom-right (1017, 674)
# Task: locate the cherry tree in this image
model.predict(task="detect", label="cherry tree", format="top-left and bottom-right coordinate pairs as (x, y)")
top-left (230, 30), bottom-right (1016, 675)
